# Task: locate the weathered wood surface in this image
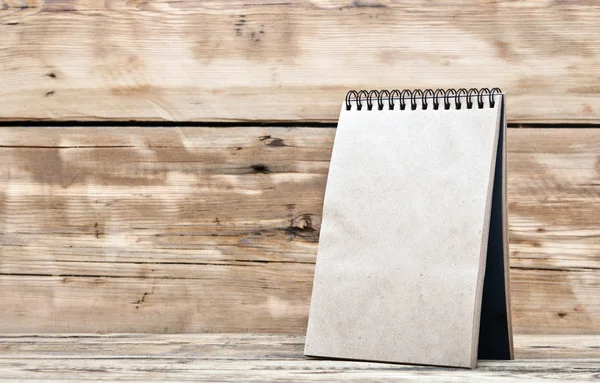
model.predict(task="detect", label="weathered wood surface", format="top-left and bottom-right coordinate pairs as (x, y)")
top-left (0, 127), bottom-right (599, 334)
top-left (2, 334), bottom-right (598, 360)
top-left (0, 334), bottom-right (598, 382)
top-left (1, 334), bottom-right (600, 382)
top-left (0, 1), bottom-right (599, 123)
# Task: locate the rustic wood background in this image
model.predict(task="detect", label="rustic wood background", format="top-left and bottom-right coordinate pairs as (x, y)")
top-left (1, 127), bottom-right (598, 334)
top-left (0, 1), bottom-right (599, 123)
top-left (0, 1), bottom-right (598, 335)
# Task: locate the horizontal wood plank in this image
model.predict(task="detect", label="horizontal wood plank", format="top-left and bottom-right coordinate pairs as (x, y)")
top-left (0, 334), bottom-right (598, 382)
top-left (0, 127), bottom-right (599, 334)
top-left (0, 1), bottom-right (599, 123)
top-left (2, 334), bottom-right (598, 360)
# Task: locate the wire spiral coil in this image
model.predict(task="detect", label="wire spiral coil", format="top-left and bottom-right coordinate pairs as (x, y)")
top-left (345, 88), bottom-right (502, 111)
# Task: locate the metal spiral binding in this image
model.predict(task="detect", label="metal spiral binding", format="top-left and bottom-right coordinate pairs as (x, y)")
top-left (345, 88), bottom-right (502, 111)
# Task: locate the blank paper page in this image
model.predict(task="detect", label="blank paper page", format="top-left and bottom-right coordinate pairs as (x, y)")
top-left (305, 95), bottom-right (502, 368)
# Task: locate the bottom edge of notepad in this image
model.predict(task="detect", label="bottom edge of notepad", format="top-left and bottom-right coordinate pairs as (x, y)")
top-left (303, 350), bottom-right (476, 370)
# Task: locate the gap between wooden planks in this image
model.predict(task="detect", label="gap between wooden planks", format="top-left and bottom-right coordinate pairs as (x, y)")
top-left (0, 126), bottom-right (599, 334)
top-left (0, 0), bottom-right (599, 122)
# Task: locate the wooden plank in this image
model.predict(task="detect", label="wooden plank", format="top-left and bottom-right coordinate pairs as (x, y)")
top-left (0, 127), bottom-right (599, 334)
top-left (0, 1), bottom-right (599, 123)
top-left (514, 334), bottom-right (600, 359)
top-left (1, 359), bottom-right (598, 383)
top-left (1, 334), bottom-right (598, 360)
top-left (0, 335), bottom-right (598, 382)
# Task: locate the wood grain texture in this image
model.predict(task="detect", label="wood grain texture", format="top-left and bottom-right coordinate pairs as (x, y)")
top-left (0, 334), bottom-right (598, 382)
top-left (0, 127), bottom-right (599, 334)
top-left (2, 334), bottom-right (598, 360)
top-left (0, 1), bottom-right (599, 123)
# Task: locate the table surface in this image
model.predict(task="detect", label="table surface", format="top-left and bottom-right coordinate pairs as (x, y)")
top-left (0, 333), bottom-right (598, 382)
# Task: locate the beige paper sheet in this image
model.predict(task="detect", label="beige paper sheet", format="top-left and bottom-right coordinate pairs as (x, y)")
top-left (305, 96), bottom-right (502, 368)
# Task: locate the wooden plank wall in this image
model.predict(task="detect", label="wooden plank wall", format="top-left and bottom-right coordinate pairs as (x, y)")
top-left (1, 127), bottom-right (598, 334)
top-left (0, 0), bottom-right (598, 335)
top-left (0, 1), bottom-right (599, 123)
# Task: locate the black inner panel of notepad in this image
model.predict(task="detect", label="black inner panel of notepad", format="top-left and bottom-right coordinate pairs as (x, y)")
top-left (478, 101), bottom-right (512, 360)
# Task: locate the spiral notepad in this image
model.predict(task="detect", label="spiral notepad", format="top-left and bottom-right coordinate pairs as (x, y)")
top-left (304, 88), bottom-right (513, 368)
